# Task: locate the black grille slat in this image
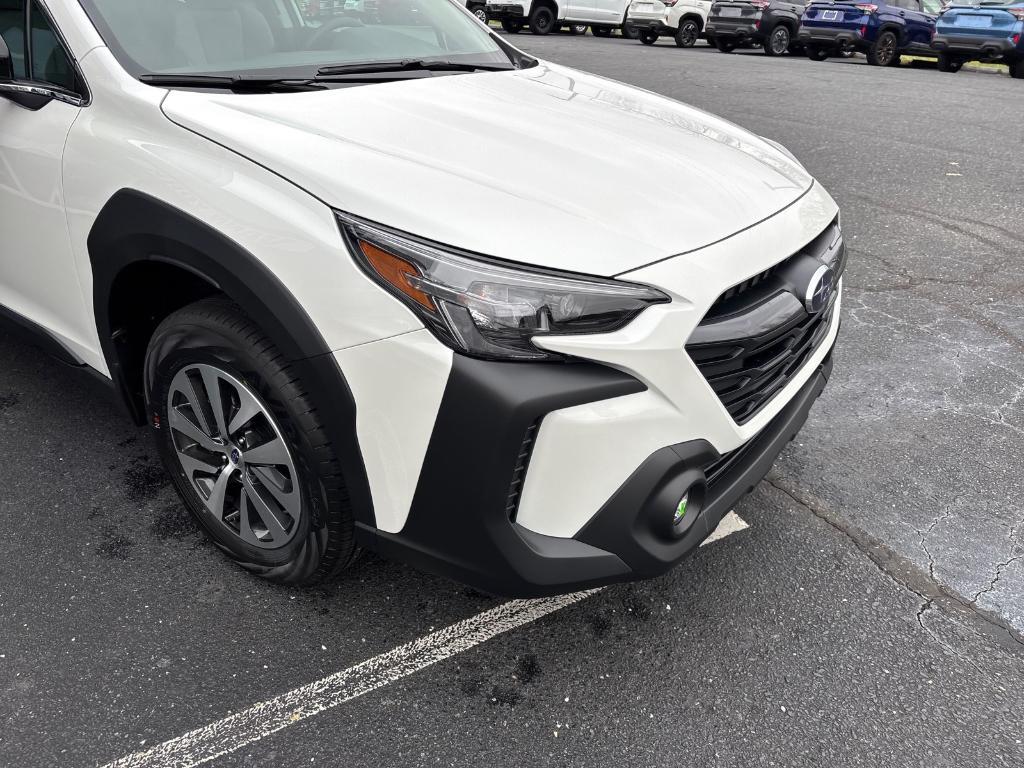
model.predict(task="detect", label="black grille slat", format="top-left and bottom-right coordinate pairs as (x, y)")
top-left (687, 219), bottom-right (843, 425)
top-left (506, 422), bottom-right (540, 520)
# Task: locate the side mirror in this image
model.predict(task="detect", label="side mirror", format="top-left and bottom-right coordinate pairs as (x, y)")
top-left (0, 35), bottom-right (13, 81)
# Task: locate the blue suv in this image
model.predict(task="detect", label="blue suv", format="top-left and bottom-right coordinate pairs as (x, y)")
top-left (798, 0), bottom-right (942, 65)
top-left (932, 2), bottom-right (1024, 78)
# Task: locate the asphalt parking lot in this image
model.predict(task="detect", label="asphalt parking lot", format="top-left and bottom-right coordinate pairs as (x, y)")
top-left (3, 34), bottom-right (1024, 768)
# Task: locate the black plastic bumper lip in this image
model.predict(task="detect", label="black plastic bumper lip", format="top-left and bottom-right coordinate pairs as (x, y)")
top-left (798, 28), bottom-right (862, 46)
top-left (357, 349), bottom-right (834, 598)
top-left (931, 35), bottom-right (1018, 55)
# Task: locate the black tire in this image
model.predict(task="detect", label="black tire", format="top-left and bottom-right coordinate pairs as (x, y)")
top-left (674, 18), bottom-right (700, 48)
top-left (640, 30), bottom-right (659, 45)
top-left (146, 297), bottom-right (357, 586)
top-left (715, 37), bottom-right (736, 53)
top-left (470, 4), bottom-right (488, 24)
top-left (763, 24), bottom-right (790, 56)
top-left (528, 5), bottom-right (556, 34)
top-left (867, 30), bottom-right (900, 66)
top-left (621, 21), bottom-right (640, 39)
top-left (937, 53), bottom-right (962, 72)
top-left (592, 24), bottom-right (612, 37)
top-left (571, 23), bottom-right (588, 34)
top-left (1012, 60), bottom-right (1024, 79)
top-left (501, 19), bottom-right (523, 33)
top-left (806, 43), bottom-right (829, 61)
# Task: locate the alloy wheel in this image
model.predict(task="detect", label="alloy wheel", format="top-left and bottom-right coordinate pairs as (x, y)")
top-left (878, 33), bottom-right (896, 65)
top-left (771, 27), bottom-right (789, 55)
top-left (474, 7), bottom-right (488, 23)
top-left (678, 20), bottom-right (699, 47)
top-left (166, 363), bottom-right (301, 550)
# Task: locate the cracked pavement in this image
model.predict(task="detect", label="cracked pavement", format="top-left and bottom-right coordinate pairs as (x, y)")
top-left (3, 34), bottom-right (1024, 768)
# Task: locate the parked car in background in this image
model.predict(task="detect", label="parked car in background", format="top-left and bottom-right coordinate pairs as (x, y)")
top-left (627, 0), bottom-right (711, 46)
top-left (799, 0), bottom-right (940, 65)
top-left (705, 0), bottom-right (806, 55)
top-left (487, 0), bottom-right (637, 36)
top-left (932, 2), bottom-right (1024, 77)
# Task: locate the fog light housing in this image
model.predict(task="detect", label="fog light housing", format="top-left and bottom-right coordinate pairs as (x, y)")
top-left (670, 481), bottom-right (705, 538)
top-left (673, 493), bottom-right (690, 526)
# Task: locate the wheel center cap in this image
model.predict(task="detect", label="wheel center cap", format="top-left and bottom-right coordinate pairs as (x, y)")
top-left (229, 447), bottom-right (242, 465)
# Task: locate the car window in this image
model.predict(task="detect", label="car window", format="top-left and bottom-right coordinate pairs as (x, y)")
top-left (79, 0), bottom-right (513, 79)
top-left (921, 0), bottom-right (941, 12)
top-left (0, 0), bottom-right (28, 78)
top-left (29, 0), bottom-right (75, 90)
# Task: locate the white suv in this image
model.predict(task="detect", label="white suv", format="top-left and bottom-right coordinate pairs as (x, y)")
top-left (627, 0), bottom-right (711, 46)
top-left (487, 0), bottom-right (638, 36)
top-left (0, 0), bottom-right (843, 596)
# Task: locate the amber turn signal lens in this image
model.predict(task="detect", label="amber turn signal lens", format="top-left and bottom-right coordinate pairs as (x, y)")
top-left (358, 240), bottom-right (436, 311)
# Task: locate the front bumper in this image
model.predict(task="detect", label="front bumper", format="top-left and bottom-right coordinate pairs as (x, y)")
top-left (359, 351), bottom-right (834, 597)
top-left (931, 33), bottom-right (1021, 59)
top-left (797, 25), bottom-right (865, 49)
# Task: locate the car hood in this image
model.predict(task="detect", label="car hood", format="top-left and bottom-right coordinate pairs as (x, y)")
top-left (162, 63), bottom-right (813, 276)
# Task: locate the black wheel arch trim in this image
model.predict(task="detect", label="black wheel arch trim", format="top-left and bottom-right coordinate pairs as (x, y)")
top-left (86, 188), bottom-right (376, 527)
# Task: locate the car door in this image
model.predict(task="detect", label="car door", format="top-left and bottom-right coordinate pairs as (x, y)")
top-left (0, 0), bottom-right (92, 357)
top-left (893, 0), bottom-right (920, 50)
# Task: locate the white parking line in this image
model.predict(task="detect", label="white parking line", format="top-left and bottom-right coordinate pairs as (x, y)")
top-left (100, 512), bottom-right (749, 768)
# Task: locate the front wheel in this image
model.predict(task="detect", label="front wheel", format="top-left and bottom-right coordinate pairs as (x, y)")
top-left (571, 23), bottom-right (588, 34)
top-left (675, 19), bottom-right (700, 48)
top-left (806, 43), bottom-right (829, 61)
top-left (937, 53), bottom-right (962, 72)
top-left (1012, 59), bottom-right (1024, 79)
top-left (592, 24), bottom-right (612, 37)
top-left (640, 30), bottom-right (659, 45)
top-left (528, 6), bottom-right (556, 34)
top-left (501, 19), bottom-right (523, 33)
top-left (146, 298), bottom-right (357, 586)
top-left (764, 24), bottom-right (790, 56)
top-left (715, 37), bottom-right (736, 53)
top-left (867, 30), bottom-right (900, 67)
top-left (621, 21), bottom-right (640, 39)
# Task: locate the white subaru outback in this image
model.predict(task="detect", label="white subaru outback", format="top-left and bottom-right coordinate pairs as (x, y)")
top-left (0, 0), bottom-right (843, 596)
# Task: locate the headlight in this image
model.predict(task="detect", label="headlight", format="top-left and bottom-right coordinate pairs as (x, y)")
top-left (337, 213), bottom-right (669, 361)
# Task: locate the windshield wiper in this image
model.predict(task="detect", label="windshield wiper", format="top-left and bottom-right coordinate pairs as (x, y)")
top-left (139, 74), bottom-right (326, 92)
top-left (315, 59), bottom-right (515, 77)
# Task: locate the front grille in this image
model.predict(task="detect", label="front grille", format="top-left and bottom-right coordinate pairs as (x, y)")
top-left (686, 220), bottom-right (843, 425)
top-left (506, 421), bottom-right (540, 520)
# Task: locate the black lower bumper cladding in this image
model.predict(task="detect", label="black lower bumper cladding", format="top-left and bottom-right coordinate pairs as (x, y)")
top-left (932, 34), bottom-right (1019, 57)
top-left (358, 351), bottom-right (833, 597)
top-left (798, 28), bottom-right (863, 49)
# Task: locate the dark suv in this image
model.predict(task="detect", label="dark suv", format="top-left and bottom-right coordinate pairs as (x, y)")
top-left (706, 0), bottom-right (806, 55)
top-left (798, 0), bottom-right (941, 65)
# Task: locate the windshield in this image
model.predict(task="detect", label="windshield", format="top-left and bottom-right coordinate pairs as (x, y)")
top-left (78, 0), bottom-right (512, 79)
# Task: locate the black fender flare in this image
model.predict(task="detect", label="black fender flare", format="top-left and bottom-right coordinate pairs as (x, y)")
top-left (87, 189), bottom-right (375, 526)
top-left (679, 13), bottom-right (704, 31)
top-left (877, 22), bottom-right (906, 45)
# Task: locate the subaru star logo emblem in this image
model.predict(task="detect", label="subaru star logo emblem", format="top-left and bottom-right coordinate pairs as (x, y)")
top-left (804, 265), bottom-right (835, 314)
top-left (230, 448), bottom-right (241, 465)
